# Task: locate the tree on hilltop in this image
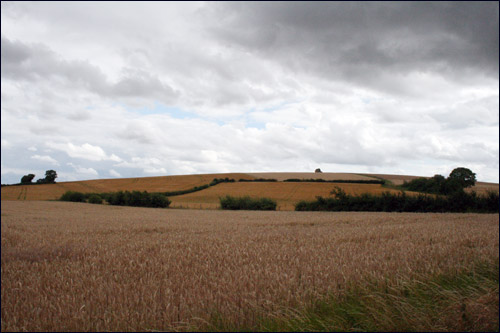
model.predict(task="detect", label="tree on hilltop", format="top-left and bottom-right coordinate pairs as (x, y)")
top-left (36, 170), bottom-right (58, 184)
top-left (20, 174), bottom-right (35, 184)
top-left (44, 170), bottom-right (58, 183)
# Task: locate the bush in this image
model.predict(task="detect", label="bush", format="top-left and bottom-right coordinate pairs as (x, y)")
top-left (220, 195), bottom-right (277, 210)
top-left (87, 194), bottom-right (103, 204)
top-left (106, 190), bottom-right (171, 208)
top-left (60, 191), bottom-right (86, 202)
top-left (150, 193), bottom-right (171, 208)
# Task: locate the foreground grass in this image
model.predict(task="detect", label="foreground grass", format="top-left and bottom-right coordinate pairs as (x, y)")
top-left (204, 261), bottom-right (499, 332)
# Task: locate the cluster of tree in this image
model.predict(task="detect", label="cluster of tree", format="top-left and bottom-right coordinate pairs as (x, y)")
top-left (238, 178), bottom-right (278, 182)
top-left (295, 186), bottom-right (498, 213)
top-left (401, 167), bottom-right (476, 195)
top-left (60, 190), bottom-right (171, 208)
top-left (284, 178), bottom-right (385, 184)
top-left (20, 170), bottom-right (58, 184)
top-left (219, 195), bottom-right (277, 210)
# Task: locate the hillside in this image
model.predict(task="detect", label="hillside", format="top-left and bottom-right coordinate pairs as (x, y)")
top-left (1, 172), bottom-right (498, 210)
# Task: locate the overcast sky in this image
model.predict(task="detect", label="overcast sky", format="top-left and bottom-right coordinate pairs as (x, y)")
top-left (1, 1), bottom-right (499, 184)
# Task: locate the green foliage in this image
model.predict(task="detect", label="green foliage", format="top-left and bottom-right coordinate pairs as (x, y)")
top-left (210, 178), bottom-right (235, 186)
top-left (239, 261), bottom-right (499, 332)
top-left (44, 170), bottom-right (58, 183)
top-left (238, 178), bottom-right (278, 182)
top-left (448, 167), bottom-right (476, 188)
top-left (87, 194), bottom-right (103, 204)
top-left (60, 190), bottom-right (171, 208)
top-left (60, 191), bottom-right (86, 202)
top-left (162, 184), bottom-right (210, 196)
top-left (295, 190), bottom-right (498, 213)
top-left (219, 195), bottom-right (277, 210)
top-left (20, 174), bottom-right (35, 184)
top-left (401, 167), bottom-right (477, 195)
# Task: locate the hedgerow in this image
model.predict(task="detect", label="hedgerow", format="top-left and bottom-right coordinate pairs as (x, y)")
top-left (295, 187), bottom-right (498, 213)
top-left (219, 195), bottom-right (277, 210)
top-left (60, 190), bottom-right (170, 208)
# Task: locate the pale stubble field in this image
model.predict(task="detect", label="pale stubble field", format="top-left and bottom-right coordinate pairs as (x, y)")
top-left (1, 201), bottom-right (498, 331)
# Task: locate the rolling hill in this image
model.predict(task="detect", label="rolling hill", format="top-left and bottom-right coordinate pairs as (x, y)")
top-left (1, 172), bottom-right (498, 210)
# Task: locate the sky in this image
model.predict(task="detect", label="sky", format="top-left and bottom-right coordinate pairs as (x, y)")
top-left (1, 1), bottom-right (499, 184)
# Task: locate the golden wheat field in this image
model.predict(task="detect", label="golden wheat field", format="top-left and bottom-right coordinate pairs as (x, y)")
top-left (5, 172), bottom-right (496, 210)
top-left (0, 173), bottom-right (256, 201)
top-left (169, 182), bottom-right (419, 210)
top-left (1, 200), bottom-right (498, 331)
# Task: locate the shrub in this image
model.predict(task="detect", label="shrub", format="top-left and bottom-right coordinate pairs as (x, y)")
top-left (60, 191), bottom-right (86, 202)
top-left (150, 193), bottom-right (171, 208)
top-left (87, 194), bottom-right (103, 204)
top-left (220, 195), bottom-right (277, 210)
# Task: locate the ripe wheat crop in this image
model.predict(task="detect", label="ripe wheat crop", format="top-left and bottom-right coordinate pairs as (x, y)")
top-left (170, 182), bottom-right (422, 210)
top-left (0, 173), bottom-right (255, 201)
top-left (1, 201), bottom-right (498, 331)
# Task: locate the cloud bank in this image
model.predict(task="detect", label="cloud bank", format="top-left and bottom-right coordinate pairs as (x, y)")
top-left (1, 2), bottom-right (498, 183)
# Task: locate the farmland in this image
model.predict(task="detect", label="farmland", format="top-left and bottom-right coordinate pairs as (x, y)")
top-left (169, 181), bottom-right (419, 210)
top-left (2, 172), bottom-right (497, 210)
top-left (1, 200), bottom-right (498, 331)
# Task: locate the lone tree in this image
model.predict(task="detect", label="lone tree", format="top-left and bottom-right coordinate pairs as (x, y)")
top-left (36, 170), bottom-right (58, 184)
top-left (44, 170), bottom-right (58, 183)
top-left (20, 174), bottom-right (35, 184)
top-left (315, 168), bottom-right (322, 173)
top-left (448, 167), bottom-right (476, 188)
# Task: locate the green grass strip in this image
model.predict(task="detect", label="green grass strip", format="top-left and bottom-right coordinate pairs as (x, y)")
top-left (200, 261), bottom-right (499, 332)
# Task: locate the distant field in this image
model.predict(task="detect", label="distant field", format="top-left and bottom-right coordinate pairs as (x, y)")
top-left (2, 172), bottom-right (497, 208)
top-left (0, 173), bottom-right (255, 201)
top-left (170, 182), bottom-right (420, 210)
top-left (246, 172), bottom-right (378, 181)
top-left (1, 201), bottom-right (498, 331)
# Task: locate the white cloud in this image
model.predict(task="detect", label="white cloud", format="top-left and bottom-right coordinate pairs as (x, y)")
top-left (31, 154), bottom-right (59, 166)
top-left (0, 2), bottom-right (498, 184)
top-left (67, 162), bottom-right (98, 177)
top-left (45, 142), bottom-right (122, 162)
top-left (109, 169), bottom-right (121, 178)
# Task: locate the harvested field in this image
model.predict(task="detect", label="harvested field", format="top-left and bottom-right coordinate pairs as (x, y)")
top-left (365, 173), bottom-right (424, 185)
top-left (0, 173), bottom-right (255, 201)
top-left (1, 201), bottom-right (498, 331)
top-left (170, 182), bottom-right (420, 210)
top-left (246, 172), bottom-right (378, 181)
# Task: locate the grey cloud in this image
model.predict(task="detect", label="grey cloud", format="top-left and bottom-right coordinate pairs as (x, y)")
top-left (1, 36), bottom-right (178, 103)
top-left (203, 1), bottom-right (499, 93)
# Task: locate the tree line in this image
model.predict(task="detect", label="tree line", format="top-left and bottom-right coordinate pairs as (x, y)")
top-left (21, 170), bottom-right (58, 184)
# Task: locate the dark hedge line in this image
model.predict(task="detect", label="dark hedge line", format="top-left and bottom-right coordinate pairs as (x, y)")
top-left (295, 188), bottom-right (499, 213)
top-left (160, 178), bottom-right (236, 197)
top-left (238, 178), bottom-right (278, 182)
top-left (284, 178), bottom-right (385, 184)
top-left (210, 177), bottom-right (236, 186)
top-left (162, 184), bottom-right (210, 196)
top-left (219, 195), bottom-right (277, 210)
top-left (60, 190), bottom-right (171, 208)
